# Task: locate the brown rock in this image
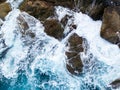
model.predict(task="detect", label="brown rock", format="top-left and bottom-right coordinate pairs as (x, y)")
top-left (20, 0), bottom-right (54, 21)
top-left (44, 19), bottom-right (64, 40)
top-left (74, 0), bottom-right (105, 20)
top-left (77, 0), bottom-right (120, 20)
top-left (100, 6), bottom-right (120, 47)
top-left (0, 2), bottom-right (11, 19)
top-left (66, 33), bottom-right (84, 75)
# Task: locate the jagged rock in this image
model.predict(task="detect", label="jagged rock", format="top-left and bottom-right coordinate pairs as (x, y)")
top-left (66, 33), bottom-right (84, 75)
top-left (19, 0), bottom-right (54, 21)
top-left (0, 19), bottom-right (3, 27)
top-left (61, 15), bottom-right (71, 27)
top-left (110, 79), bottom-right (120, 89)
top-left (44, 19), bottom-right (64, 40)
top-left (42, 0), bottom-right (74, 9)
top-left (77, 0), bottom-right (120, 20)
top-left (100, 6), bottom-right (120, 47)
top-left (74, 0), bottom-right (105, 20)
top-left (0, 2), bottom-right (11, 19)
top-left (17, 14), bottom-right (35, 39)
top-left (19, 0), bottom-right (74, 21)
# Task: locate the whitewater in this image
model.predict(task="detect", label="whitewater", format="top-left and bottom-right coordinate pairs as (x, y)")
top-left (0, 0), bottom-right (120, 90)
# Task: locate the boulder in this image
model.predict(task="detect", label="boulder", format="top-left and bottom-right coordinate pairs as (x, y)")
top-left (0, 2), bottom-right (11, 19)
top-left (110, 79), bottom-right (120, 89)
top-left (44, 19), bottom-right (64, 40)
top-left (66, 33), bottom-right (84, 75)
top-left (100, 6), bottom-right (120, 47)
top-left (19, 0), bottom-right (54, 21)
top-left (19, 0), bottom-right (75, 21)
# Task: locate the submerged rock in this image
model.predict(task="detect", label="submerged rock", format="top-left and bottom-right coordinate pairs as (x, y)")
top-left (44, 19), bottom-right (64, 40)
top-left (66, 33), bottom-right (84, 75)
top-left (100, 6), bottom-right (120, 47)
top-left (0, 0), bottom-right (5, 4)
top-left (0, 2), bottom-right (11, 19)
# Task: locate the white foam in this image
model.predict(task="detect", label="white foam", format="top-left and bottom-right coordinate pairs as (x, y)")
top-left (7, 0), bottom-right (23, 9)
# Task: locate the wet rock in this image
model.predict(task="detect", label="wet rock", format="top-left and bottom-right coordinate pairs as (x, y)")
top-left (66, 33), bottom-right (84, 75)
top-left (74, 0), bottom-right (105, 20)
top-left (17, 14), bottom-right (36, 39)
top-left (0, 2), bottom-right (11, 19)
top-left (61, 15), bottom-right (71, 27)
top-left (103, 0), bottom-right (120, 6)
top-left (20, 0), bottom-right (54, 21)
top-left (110, 79), bottom-right (120, 89)
top-left (17, 14), bottom-right (29, 31)
top-left (76, 0), bottom-right (120, 20)
top-left (44, 19), bottom-right (64, 40)
top-left (0, 19), bottom-right (3, 27)
top-left (0, 0), bottom-right (6, 4)
top-left (100, 6), bottom-right (120, 47)
top-left (43, 0), bottom-right (74, 9)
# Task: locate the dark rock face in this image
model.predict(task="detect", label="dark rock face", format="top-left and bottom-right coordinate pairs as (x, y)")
top-left (100, 6), bottom-right (120, 47)
top-left (76, 0), bottom-right (120, 20)
top-left (0, 2), bottom-right (11, 19)
top-left (42, 0), bottom-right (74, 9)
top-left (19, 0), bottom-right (75, 21)
top-left (19, 0), bottom-right (120, 21)
top-left (66, 33), bottom-right (84, 75)
top-left (103, 0), bottom-right (120, 6)
top-left (44, 19), bottom-right (64, 40)
top-left (110, 79), bottom-right (120, 89)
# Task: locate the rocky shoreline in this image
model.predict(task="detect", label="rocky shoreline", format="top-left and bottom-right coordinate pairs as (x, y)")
top-left (0, 0), bottom-right (120, 89)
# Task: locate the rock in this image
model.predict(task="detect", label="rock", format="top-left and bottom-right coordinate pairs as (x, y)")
top-left (100, 6), bottom-right (120, 47)
top-left (17, 14), bottom-right (35, 39)
top-left (76, 0), bottom-right (120, 20)
top-left (0, 19), bottom-right (3, 27)
top-left (44, 19), bottom-right (64, 40)
top-left (103, 0), bottom-right (120, 6)
top-left (0, 2), bottom-right (11, 19)
top-left (43, 0), bottom-right (74, 9)
top-left (17, 14), bottom-right (29, 31)
top-left (61, 15), bottom-right (71, 27)
top-left (74, 0), bottom-right (105, 20)
top-left (66, 33), bottom-right (84, 75)
top-left (20, 0), bottom-right (54, 21)
top-left (0, 0), bottom-right (6, 4)
top-left (110, 79), bottom-right (120, 89)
